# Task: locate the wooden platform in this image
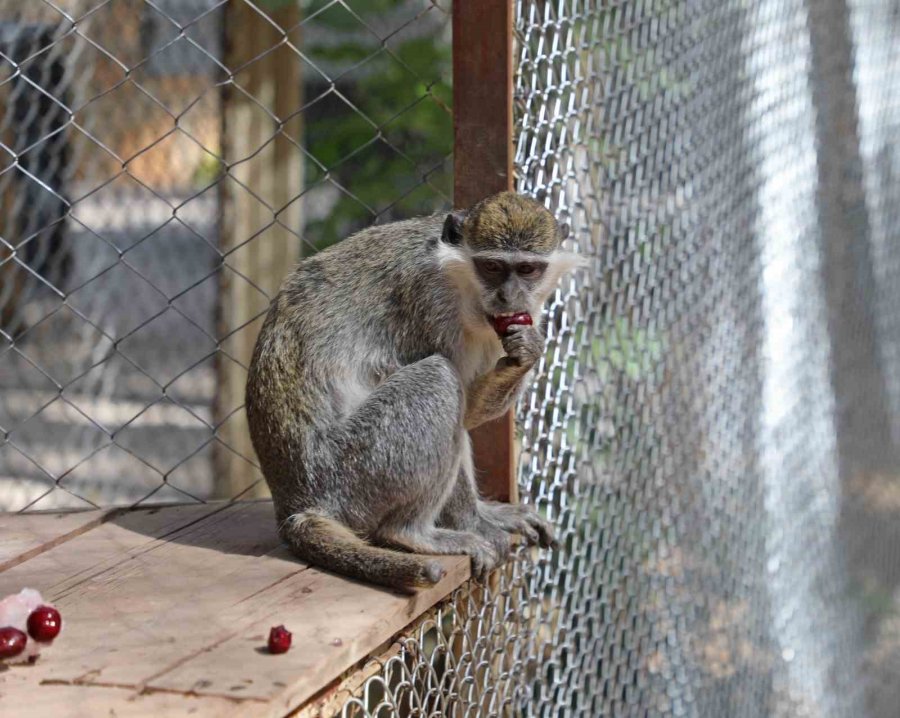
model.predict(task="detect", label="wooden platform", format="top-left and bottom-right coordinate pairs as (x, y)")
top-left (0, 501), bottom-right (469, 717)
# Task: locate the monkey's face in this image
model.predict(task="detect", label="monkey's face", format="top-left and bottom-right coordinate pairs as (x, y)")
top-left (470, 251), bottom-right (549, 323)
top-left (438, 192), bottom-right (583, 331)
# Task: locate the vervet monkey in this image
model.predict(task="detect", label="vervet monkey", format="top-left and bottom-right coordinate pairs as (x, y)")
top-left (246, 192), bottom-right (580, 590)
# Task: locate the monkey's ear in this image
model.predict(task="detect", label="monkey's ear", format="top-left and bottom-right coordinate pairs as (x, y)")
top-left (441, 210), bottom-right (467, 245)
top-left (558, 222), bottom-right (570, 241)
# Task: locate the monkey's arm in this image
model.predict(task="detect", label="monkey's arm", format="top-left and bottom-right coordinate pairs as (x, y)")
top-left (463, 324), bottom-right (543, 430)
top-left (464, 362), bottom-right (529, 429)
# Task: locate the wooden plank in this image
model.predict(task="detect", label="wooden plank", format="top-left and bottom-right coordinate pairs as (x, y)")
top-left (0, 502), bottom-right (468, 717)
top-left (150, 558), bottom-right (468, 715)
top-left (0, 508), bottom-right (111, 572)
top-left (289, 642), bottom-right (402, 718)
top-left (453, 0), bottom-right (517, 503)
top-left (0, 502), bottom-right (286, 688)
top-left (215, 1), bottom-right (304, 499)
top-left (0, 668), bottom-right (250, 718)
top-left (287, 586), bottom-right (449, 718)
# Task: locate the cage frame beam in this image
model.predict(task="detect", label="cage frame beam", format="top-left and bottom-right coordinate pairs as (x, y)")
top-left (453, 0), bottom-right (517, 503)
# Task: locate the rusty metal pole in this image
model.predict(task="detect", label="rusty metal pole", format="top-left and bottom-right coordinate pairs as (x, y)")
top-left (453, 0), bottom-right (517, 503)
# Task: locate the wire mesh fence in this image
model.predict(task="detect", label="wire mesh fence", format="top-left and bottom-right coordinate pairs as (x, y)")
top-left (2, 1), bottom-right (900, 717)
top-left (337, 0), bottom-right (900, 717)
top-left (0, 0), bottom-right (452, 509)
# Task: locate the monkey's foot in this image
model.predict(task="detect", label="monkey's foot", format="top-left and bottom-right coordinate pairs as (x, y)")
top-left (478, 502), bottom-right (557, 550)
top-left (376, 526), bottom-right (503, 581)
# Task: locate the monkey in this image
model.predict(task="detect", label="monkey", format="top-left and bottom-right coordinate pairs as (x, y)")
top-left (245, 191), bottom-right (581, 590)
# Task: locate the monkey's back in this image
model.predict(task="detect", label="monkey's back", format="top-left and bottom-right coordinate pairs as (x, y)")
top-left (245, 213), bottom-right (462, 506)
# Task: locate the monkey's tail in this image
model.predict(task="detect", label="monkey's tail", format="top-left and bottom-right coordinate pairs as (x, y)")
top-left (281, 512), bottom-right (446, 591)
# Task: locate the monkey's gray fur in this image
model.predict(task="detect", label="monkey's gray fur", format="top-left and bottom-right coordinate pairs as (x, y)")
top-left (246, 192), bottom-right (580, 590)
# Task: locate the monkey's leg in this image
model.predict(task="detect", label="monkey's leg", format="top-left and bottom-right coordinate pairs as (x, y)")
top-left (438, 434), bottom-right (556, 550)
top-left (332, 355), bottom-right (503, 576)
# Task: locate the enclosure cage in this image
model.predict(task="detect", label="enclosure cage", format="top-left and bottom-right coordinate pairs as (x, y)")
top-left (1, 0), bottom-right (900, 716)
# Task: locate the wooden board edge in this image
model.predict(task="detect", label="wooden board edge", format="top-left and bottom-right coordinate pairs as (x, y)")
top-left (219, 557), bottom-right (470, 718)
top-left (286, 641), bottom-right (402, 718)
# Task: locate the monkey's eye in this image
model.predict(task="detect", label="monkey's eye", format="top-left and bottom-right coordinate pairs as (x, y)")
top-left (517, 262), bottom-right (545, 278)
top-left (481, 260), bottom-right (504, 274)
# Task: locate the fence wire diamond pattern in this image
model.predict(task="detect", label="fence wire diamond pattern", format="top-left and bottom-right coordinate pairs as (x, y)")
top-left (336, 1), bottom-right (900, 717)
top-left (1, 1), bottom-right (900, 717)
top-left (0, 0), bottom-right (452, 510)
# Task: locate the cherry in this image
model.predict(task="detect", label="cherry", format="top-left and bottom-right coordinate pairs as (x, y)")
top-left (27, 605), bottom-right (62, 643)
top-left (0, 627), bottom-right (27, 659)
top-left (491, 312), bottom-right (533, 336)
top-left (268, 625), bottom-right (292, 654)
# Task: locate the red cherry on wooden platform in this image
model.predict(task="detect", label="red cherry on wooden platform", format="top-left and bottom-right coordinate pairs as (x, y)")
top-left (27, 605), bottom-right (62, 642)
top-left (268, 625), bottom-right (292, 654)
top-left (491, 312), bottom-right (533, 336)
top-left (0, 627), bottom-right (27, 659)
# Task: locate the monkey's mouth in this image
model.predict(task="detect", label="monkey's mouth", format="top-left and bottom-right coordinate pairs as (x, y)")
top-left (486, 311), bottom-right (523, 325)
top-left (488, 311), bottom-right (528, 320)
top-left (488, 312), bottom-right (533, 335)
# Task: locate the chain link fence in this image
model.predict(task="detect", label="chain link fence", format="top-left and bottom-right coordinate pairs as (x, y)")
top-left (0, 0), bottom-right (452, 508)
top-left (2, 1), bottom-right (900, 717)
top-left (337, 1), bottom-right (900, 717)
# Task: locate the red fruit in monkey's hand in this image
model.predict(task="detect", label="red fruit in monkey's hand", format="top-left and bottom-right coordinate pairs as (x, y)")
top-left (268, 625), bottom-right (292, 654)
top-left (491, 312), bottom-right (533, 336)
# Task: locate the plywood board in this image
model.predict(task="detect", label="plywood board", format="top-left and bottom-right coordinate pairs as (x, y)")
top-left (0, 666), bottom-right (250, 718)
top-left (0, 508), bottom-right (112, 572)
top-left (149, 557), bottom-right (469, 712)
top-left (0, 501), bottom-right (469, 717)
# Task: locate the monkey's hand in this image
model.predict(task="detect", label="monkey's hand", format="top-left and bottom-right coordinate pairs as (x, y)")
top-left (478, 501), bottom-right (556, 550)
top-left (464, 324), bottom-right (544, 430)
top-left (498, 323), bottom-right (544, 369)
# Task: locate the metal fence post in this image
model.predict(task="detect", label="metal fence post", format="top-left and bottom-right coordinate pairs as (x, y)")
top-left (453, 0), bottom-right (517, 503)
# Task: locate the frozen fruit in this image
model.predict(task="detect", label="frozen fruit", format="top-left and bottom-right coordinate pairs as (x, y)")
top-left (0, 627), bottom-right (27, 659)
top-left (268, 625), bottom-right (292, 654)
top-left (491, 312), bottom-right (533, 336)
top-left (0, 588), bottom-right (42, 629)
top-left (0, 588), bottom-right (47, 662)
top-left (27, 605), bottom-right (61, 643)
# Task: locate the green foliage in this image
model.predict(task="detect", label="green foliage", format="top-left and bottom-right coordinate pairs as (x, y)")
top-left (300, 0), bottom-right (453, 249)
top-left (256, 0), bottom-right (303, 11)
top-left (191, 150), bottom-right (224, 189)
top-left (543, 317), bottom-right (667, 459)
top-left (592, 318), bottom-right (665, 382)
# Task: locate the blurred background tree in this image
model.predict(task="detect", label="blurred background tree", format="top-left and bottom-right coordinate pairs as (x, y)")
top-left (297, 0), bottom-right (452, 250)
